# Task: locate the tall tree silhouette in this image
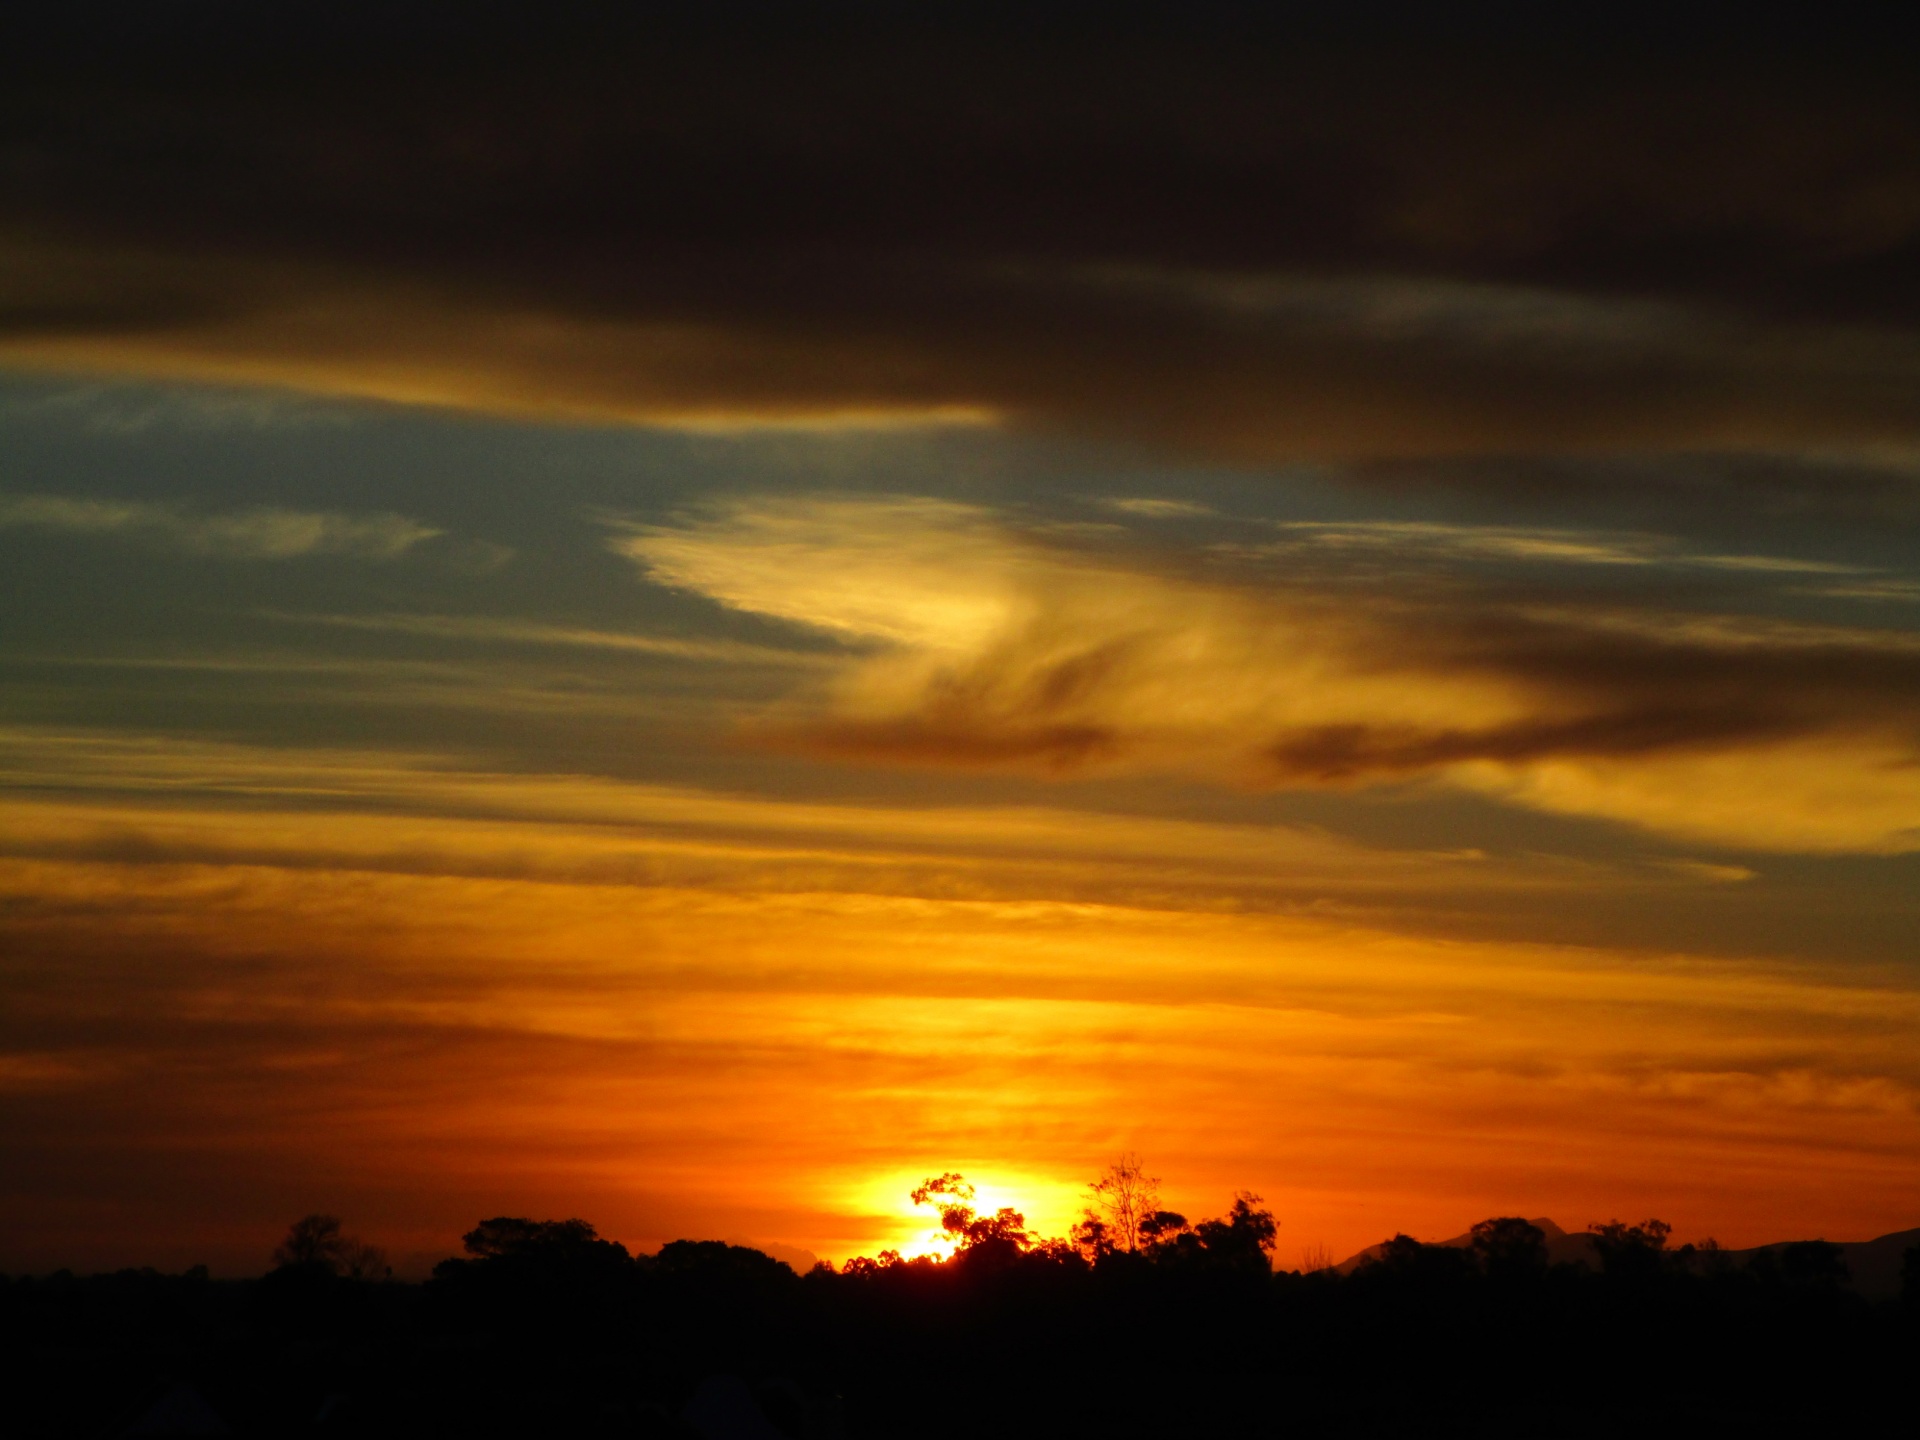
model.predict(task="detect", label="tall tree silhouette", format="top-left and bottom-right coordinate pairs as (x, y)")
top-left (1086, 1153), bottom-right (1160, 1253)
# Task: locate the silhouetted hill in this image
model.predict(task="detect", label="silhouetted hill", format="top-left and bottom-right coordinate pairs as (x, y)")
top-left (1729, 1225), bottom-right (1920, 1300)
top-left (1336, 1216), bottom-right (1598, 1273)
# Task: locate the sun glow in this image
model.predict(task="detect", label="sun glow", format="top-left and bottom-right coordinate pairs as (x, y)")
top-left (847, 1170), bottom-right (1086, 1263)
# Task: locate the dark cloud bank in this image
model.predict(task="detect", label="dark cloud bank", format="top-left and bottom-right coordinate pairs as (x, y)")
top-left (6, 4), bottom-right (1920, 459)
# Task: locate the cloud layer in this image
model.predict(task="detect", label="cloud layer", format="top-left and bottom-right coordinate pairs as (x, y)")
top-left (4, 726), bottom-right (1917, 1271)
top-left (622, 496), bottom-right (1920, 852)
top-left (4, 8), bottom-right (1920, 458)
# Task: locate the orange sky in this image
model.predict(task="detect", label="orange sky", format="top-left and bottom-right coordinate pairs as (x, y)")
top-left (5, 719), bottom-right (1917, 1274)
top-left (4, 13), bottom-right (1920, 1278)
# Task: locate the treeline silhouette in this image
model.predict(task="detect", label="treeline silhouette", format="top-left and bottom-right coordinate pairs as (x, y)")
top-left (5, 1170), bottom-right (1917, 1439)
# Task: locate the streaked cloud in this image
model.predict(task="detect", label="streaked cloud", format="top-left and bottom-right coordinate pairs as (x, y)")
top-left (0, 380), bottom-right (355, 433)
top-left (0, 491), bottom-right (439, 559)
top-left (1104, 497), bottom-right (1218, 520)
top-left (1801, 577), bottom-right (1920, 604)
top-left (0, 727), bottom-right (1523, 913)
top-left (10, 249), bottom-right (1920, 464)
top-left (1257, 520), bottom-right (1875, 574)
top-left (260, 610), bottom-right (829, 667)
top-left (5, 783), bottom-right (1917, 1269)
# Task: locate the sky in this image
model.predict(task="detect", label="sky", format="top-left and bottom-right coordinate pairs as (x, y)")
top-left (2, 5), bottom-right (1919, 1276)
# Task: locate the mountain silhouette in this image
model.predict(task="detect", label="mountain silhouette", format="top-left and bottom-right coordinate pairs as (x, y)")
top-left (1335, 1217), bottom-right (1596, 1273)
top-left (1733, 1225), bottom-right (1920, 1299)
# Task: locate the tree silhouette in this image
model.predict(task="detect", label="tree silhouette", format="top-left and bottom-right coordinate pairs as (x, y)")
top-left (1360, 1233), bottom-right (1477, 1285)
top-left (1588, 1219), bottom-right (1671, 1279)
top-left (18, 1188), bottom-right (1913, 1439)
top-left (460, 1216), bottom-right (609, 1260)
top-left (1195, 1193), bottom-right (1277, 1270)
top-left (1087, 1153), bottom-right (1160, 1253)
top-left (273, 1214), bottom-right (388, 1279)
top-left (426, 1215), bottom-right (636, 1343)
top-left (909, 1173), bottom-right (1032, 1264)
top-left (275, 1214), bottom-right (346, 1270)
top-left (437, 1216), bottom-right (632, 1288)
top-left (1139, 1209), bottom-right (1190, 1247)
top-left (1469, 1216), bottom-right (1547, 1281)
top-left (1068, 1211), bottom-right (1114, 1259)
top-left (909, 1171), bottom-right (977, 1236)
top-left (1749, 1239), bottom-right (1849, 1290)
top-left (1139, 1194), bottom-right (1275, 1273)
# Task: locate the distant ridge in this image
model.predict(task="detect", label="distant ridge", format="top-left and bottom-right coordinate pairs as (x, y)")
top-left (1335, 1218), bottom-right (1594, 1275)
top-left (1334, 1220), bottom-right (1920, 1298)
top-left (1736, 1225), bottom-right (1920, 1300)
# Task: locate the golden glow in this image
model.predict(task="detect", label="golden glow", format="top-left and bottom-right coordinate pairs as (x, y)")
top-left (6, 46), bottom-right (1920, 1288)
top-left (5, 728), bottom-right (1917, 1264)
top-left (847, 1171), bottom-right (1083, 1260)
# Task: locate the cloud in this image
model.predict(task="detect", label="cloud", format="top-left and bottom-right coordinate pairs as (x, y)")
top-left (5, 796), bottom-right (1919, 1270)
top-left (9, 246), bottom-right (1920, 465)
top-left (0, 491), bottom-right (439, 558)
top-left (618, 495), bottom-right (1920, 852)
top-left (1803, 578), bottom-right (1920, 604)
top-left (1261, 710), bottom-right (1795, 782)
top-left (1255, 520), bottom-right (1875, 574)
top-left (1457, 743), bottom-right (1920, 856)
top-left (0, 379), bottom-right (353, 433)
top-left (4, 10), bottom-right (1920, 460)
top-left (0, 726), bottom-right (1507, 912)
top-left (620, 498), bottom-right (1023, 651)
top-left (1105, 498), bottom-right (1218, 520)
top-left (260, 610), bottom-right (828, 667)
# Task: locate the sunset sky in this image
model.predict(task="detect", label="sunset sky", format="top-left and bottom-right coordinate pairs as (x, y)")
top-left (3, 6), bottom-right (1919, 1277)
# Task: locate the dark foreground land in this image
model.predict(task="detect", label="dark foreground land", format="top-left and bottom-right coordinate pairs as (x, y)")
top-left (6, 1218), bottom-right (1916, 1440)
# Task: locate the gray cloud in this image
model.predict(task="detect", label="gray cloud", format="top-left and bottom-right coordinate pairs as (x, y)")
top-left (4, 9), bottom-right (1920, 463)
top-left (0, 492), bottom-right (439, 559)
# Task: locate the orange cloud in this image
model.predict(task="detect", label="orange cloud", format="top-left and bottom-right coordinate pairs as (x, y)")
top-left (3, 734), bottom-right (1918, 1271)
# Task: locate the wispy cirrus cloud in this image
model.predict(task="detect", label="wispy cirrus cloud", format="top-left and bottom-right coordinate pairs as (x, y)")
top-left (260, 610), bottom-right (830, 667)
top-left (0, 380), bottom-right (354, 433)
top-left (617, 495), bottom-right (1920, 853)
top-left (0, 492), bottom-right (439, 559)
top-left (1103, 497), bottom-right (1218, 520)
top-left (1252, 520), bottom-right (1874, 574)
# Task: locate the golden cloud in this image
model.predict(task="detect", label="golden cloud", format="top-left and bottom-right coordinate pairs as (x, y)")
top-left (619, 497), bottom-right (1920, 853)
